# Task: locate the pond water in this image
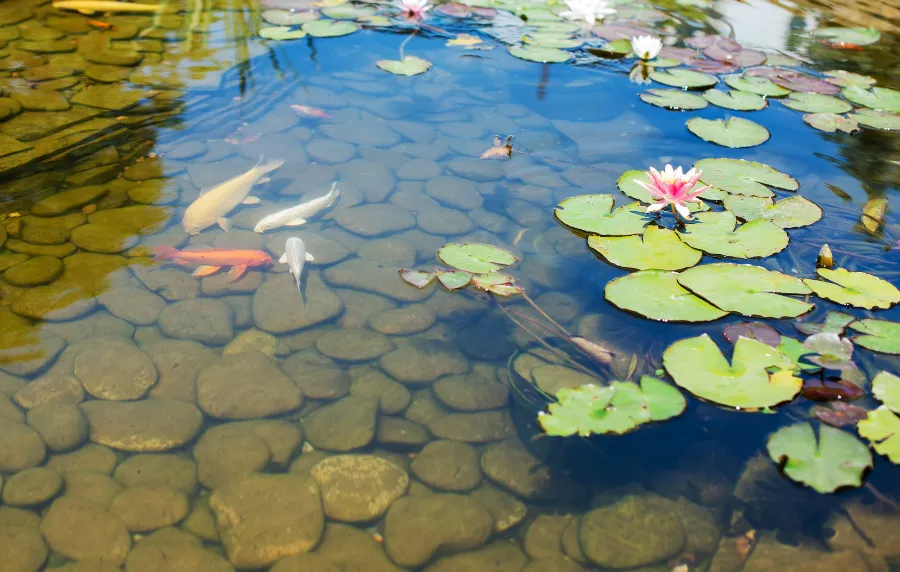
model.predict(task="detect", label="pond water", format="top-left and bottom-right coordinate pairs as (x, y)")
top-left (0, 0), bottom-right (898, 570)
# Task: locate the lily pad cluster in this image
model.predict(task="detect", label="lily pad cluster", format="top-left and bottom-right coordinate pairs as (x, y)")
top-left (400, 242), bottom-right (523, 296)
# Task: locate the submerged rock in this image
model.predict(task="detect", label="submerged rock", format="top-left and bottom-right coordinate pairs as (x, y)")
top-left (480, 438), bottom-right (575, 499)
top-left (196, 351), bottom-right (302, 420)
top-left (114, 453), bottom-right (198, 495)
top-left (40, 497), bottom-right (131, 566)
top-left (81, 398), bottom-right (203, 452)
top-left (310, 455), bottom-right (409, 522)
top-left (411, 440), bottom-right (482, 492)
top-left (0, 519), bottom-right (47, 572)
top-left (0, 419), bottom-right (45, 472)
top-left (302, 395), bottom-right (378, 451)
top-left (73, 335), bottom-right (158, 400)
top-left (379, 340), bottom-right (469, 385)
top-left (252, 273), bottom-right (343, 334)
top-left (158, 298), bottom-right (234, 345)
top-left (1, 466), bottom-right (62, 506)
top-left (192, 423), bottom-right (272, 490)
top-left (432, 373), bottom-right (509, 412)
top-left (109, 485), bottom-right (189, 532)
top-left (45, 443), bottom-right (117, 477)
top-left (98, 284), bottom-right (166, 325)
top-left (469, 482), bottom-right (528, 533)
top-left (314, 522), bottom-right (404, 572)
top-left (368, 304), bottom-right (436, 335)
top-left (426, 540), bottom-right (529, 572)
top-left (143, 339), bottom-right (215, 403)
top-left (25, 401), bottom-right (88, 452)
top-left (315, 327), bottom-right (395, 362)
top-left (3, 255), bottom-right (63, 286)
top-left (324, 258), bottom-right (434, 303)
top-left (335, 204), bottom-right (415, 238)
top-left (281, 350), bottom-right (351, 400)
top-left (430, 411), bottom-right (515, 443)
top-left (349, 367), bottom-right (410, 414)
top-left (124, 527), bottom-right (234, 572)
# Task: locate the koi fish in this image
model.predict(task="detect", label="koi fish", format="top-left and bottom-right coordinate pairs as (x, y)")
top-left (53, 1), bottom-right (174, 13)
top-left (819, 40), bottom-right (864, 50)
top-left (153, 246), bottom-right (272, 282)
top-left (182, 156), bottom-right (283, 235)
top-left (253, 182), bottom-right (339, 233)
top-left (280, 237), bottom-right (315, 304)
top-left (290, 105), bottom-right (332, 119)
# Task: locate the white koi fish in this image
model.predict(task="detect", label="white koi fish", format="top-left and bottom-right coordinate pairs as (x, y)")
top-left (280, 237), bottom-right (314, 304)
top-left (253, 181), bottom-right (339, 233)
top-left (53, 0), bottom-right (174, 13)
top-left (182, 156), bottom-right (283, 235)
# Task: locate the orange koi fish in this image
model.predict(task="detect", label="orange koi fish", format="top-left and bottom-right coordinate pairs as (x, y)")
top-left (290, 104), bottom-right (332, 119)
top-left (153, 246), bottom-right (272, 281)
top-left (87, 19), bottom-right (116, 30)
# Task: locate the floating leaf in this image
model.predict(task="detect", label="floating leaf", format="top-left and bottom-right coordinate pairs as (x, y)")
top-left (765, 53), bottom-right (802, 67)
top-left (262, 9), bottom-right (318, 25)
top-left (606, 270), bottom-right (727, 322)
top-left (701, 36), bottom-right (766, 67)
top-left (586, 39), bottom-right (632, 58)
top-left (861, 198), bottom-right (887, 233)
top-left (688, 59), bottom-right (739, 74)
top-left (649, 68), bottom-right (718, 89)
top-left (639, 88), bottom-right (708, 110)
top-left (724, 74), bottom-right (790, 97)
top-left (554, 195), bottom-right (649, 236)
top-left (813, 401), bottom-right (869, 428)
top-left (842, 86), bottom-right (900, 113)
top-left (508, 45), bottom-right (572, 63)
top-left (617, 170), bottom-right (725, 203)
top-left (663, 334), bottom-right (800, 409)
top-left (803, 113), bottom-right (859, 134)
top-left (823, 70), bottom-right (876, 88)
top-left (588, 225), bottom-right (702, 271)
top-left (471, 272), bottom-right (521, 296)
top-left (644, 58), bottom-right (681, 68)
top-left (436, 270), bottom-right (472, 291)
top-left (357, 15), bottom-right (391, 26)
top-left (676, 211), bottom-right (789, 258)
top-left (767, 423), bottom-right (872, 493)
top-left (302, 19), bottom-right (358, 37)
top-left (446, 33), bottom-right (483, 48)
top-left (803, 268), bottom-right (900, 310)
top-left (694, 158), bottom-right (798, 197)
top-left (849, 319), bottom-right (900, 355)
top-left (320, 3), bottom-right (376, 18)
top-left (803, 333), bottom-right (854, 369)
top-left (795, 311), bottom-right (855, 336)
top-left (859, 407), bottom-right (900, 463)
top-left (782, 93), bottom-right (851, 113)
top-left (851, 109), bottom-right (900, 131)
top-left (524, 33), bottom-right (582, 49)
top-left (376, 56), bottom-right (432, 76)
top-left (702, 89), bottom-right (767, 111)
top-left (437, 243), bottom-right (516, 274)
top-left (723, 321), bottom-right (782, 346)
top-left (770, 71), bottom-right (841, 95)
top-left (258, 25), bottom-right (308, 40)
top-left (678, 263), bottom-right (813, 319)
top-left (872, 371), bottom-right (900, 411)
top-left (480, 135), bottom-right (513, 160)
top-left (723, 195), bottom-right (822, 228)
top-left (686, 117), bottom-right (770, 148)
top-left (812, 27), bottom-right (881, 47)
top-left (777, 336), bottom-right (821, 373)
top-left (400, 269), bottom-right (435, 288)
top-left (803, 378), bottom-right (863, 402)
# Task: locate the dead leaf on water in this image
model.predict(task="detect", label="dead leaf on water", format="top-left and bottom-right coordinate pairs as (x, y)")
top-left (480, 135), bottom-right (513, 160)
top-left (861, 197), bottom-right (887, 233)
top-left (446, 33), bottom-right (484, 48)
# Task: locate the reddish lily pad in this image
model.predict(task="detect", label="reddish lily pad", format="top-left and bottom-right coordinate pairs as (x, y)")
top-left (770, 70), bottom-right (841, 95)
top-left (723, 322), bottom-right (782, 346)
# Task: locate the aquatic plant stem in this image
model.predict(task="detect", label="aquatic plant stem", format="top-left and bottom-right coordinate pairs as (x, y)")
top-left (521, 292), bottom-right (572, 339)
top-left (670, 203), bottom-right (685, 227)
top-left (399, 27), bottom-right (418, 60)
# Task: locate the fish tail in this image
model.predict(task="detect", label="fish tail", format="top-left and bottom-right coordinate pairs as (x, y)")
top-left (152, 246), bottom-right (180, 260)
top-left (255, 155), bottom-right (285, 174)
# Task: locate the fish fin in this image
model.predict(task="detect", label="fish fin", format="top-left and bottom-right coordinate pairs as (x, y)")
top-left (77, 8), bottom-right (96, 14)
top-left (279, 253), bottom-right (287, 264)
top-left (242, 196), bottom-right (260, 205)
top-left (217, 217), bottom-right (232, 231)
top-left (255, 156), bottom-right (285, 174)
top-left (257, 177), bottom-right (270, 184)
top-left (285, 217), bottom-right (307, 226)
top-left (227, 264), bottom-right (248, 282)
top-left (305, 252), bottom-right (315, 262)
top-left (152, 246), bottom-right (180, 260)
top-left (192, 265), bottom-right (221, 277)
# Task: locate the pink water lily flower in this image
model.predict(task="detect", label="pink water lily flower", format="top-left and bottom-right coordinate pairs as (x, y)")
top-left (395, 0), bottom-right (431, 19)
top-left (637, 164), bottom-right (709, 222)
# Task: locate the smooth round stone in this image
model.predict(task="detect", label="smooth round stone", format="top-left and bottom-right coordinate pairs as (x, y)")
top-left (70, 224), bottom-right (139, 253)
top-left (3, 256), bottom-right (62, 286)
top-left (124, 527), bottom-right (233, 572)
top-left (480, 438), bottom-right (580, 500)
top-left (470, 482), bottom-right (527, 533)
top-left (110, 485), bottom-right (189, 532)
top-left (62, 471), bottom-right (122, 507)
top-left (447, 158), bottom-right (505, 182)
top-left (99, 285), bottom-right (166, 326)
top-left (181, 497), bottom-right (220, 542)
top-left (114, 454), bottom-right (198, 495)
top-left (10, 89), bottom-right (69, 111)
top-left (45, 443), bottom-right (117, 476)
top-left (302, 396), bottom-right (378, 452)
top-left (159, 298), bottom-right (234, 345)
top-left (349, 368), bottom-right (410, 414)
top-left (524, 515), bottom-right (575, 560)
top-left (0, 394), bottom-right (23, 422)
top-left (31, 186), bottom-right (107, 216)
top-left (19, 225), bottom-right (69, 245)
top-left (427, 541), bottom-right (529, 572)
top-left (417, 207), bottom-right (474, 236)
top-left (0, 522), bottom-right (48, 572)
top-left (196, 352), bottom-right (302, 420)
top-left (88, 205), bottom-right (168, 233)
top-left (306, 138), bottom-right (356, 164)
top-left (334, 204), bottom-right (415, 238)
top-left (272, 553), bottom-right (341, 572)
top-left (397, 158), bottom-right (441, 181)
top-left (265, 230), bottom-right (349, 266)
top-left (281, 350), bottom-right (350, 400)
top-left (40, 497), bottom-right (131, 565)
top-left (10, 284), bottom-right (95, 322)
top-left (233, 419), bottom-right (302, 465)
top-left (74, 336), bottom-right (158, 401)
top-left (534, 291), bottom-right (581, 324)
top-left (432, 374), bottom-right (509, 412)
top-left (84, 63), bottom-right (130, 82)
top-left (379, 340), bottom-right (469, 385)
top-left (376, 416), bottom-right (428, 447)
top-left (1, 466), bottom-right (62, 506)
top-left (4, 238), bottom-right (75, 258)
top-left (315, 522), bottom-right (403, 572)
top-left (252, 273), bottom-right (343, 334)
top-left (411, 440), bottom-right (482, 492)
top-left (0, 419), bottom-right (46, 472)
top-left (223, 328), bottom-right (280, 357)
top-left (321, 119), bottom-right (401, 148)
top-left (368, 305), bottom-right (437, 335)
top-left (25, 402), bottom-right (88, 452)
top-left (324, 259), bottom-right (433, 303)
top-left (315, 328), bottom-right (395, 363)
top-left (164, 140), bottom-right (208, 160)
top-left (425, 176), bottom-right (484, 210)
top-left (0, 97), bottom-right (22, 120)
top-left (336, 290), bottom-right (397, 330)
top-left (310, 455), bottom-right (409, 522)
top-left (143, 339), bottom-right (215, 403)
top-left (356, 237), bottom-right (416, 267)
top-left (430, 411), bottom-right (515, 443)
top-left (193, 423), bottom-right (272, 489)
top-left (81, 398), bottom-right (203, 452)
top-left (201, 270), bottom-right (263, 297)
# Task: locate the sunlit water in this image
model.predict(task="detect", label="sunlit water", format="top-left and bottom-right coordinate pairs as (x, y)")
top-left (0, 0), bottom-right (898, 570)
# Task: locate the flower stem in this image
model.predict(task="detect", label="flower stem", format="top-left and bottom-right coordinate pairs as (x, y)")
top-left (399, 27), bottom-right (417, 60)
top-left (670, 203), bottom-right (684, 227)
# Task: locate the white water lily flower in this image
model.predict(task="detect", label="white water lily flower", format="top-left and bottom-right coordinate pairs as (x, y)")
top-left (631, 35), bottom-right (663, 60)
top-left (559, 0), bottom-right (616, 25)
top-left (395, 0), bottom-right (431, 19)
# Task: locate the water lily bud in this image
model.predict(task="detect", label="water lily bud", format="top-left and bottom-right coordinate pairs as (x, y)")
top-left (816, 244), bottom-right (833, 269)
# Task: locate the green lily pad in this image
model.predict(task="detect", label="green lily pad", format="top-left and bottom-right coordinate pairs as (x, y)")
top-left (357, 15), bottom-right (392, 26)
top-left (812, 27), bottom-right (881, 46)
top-left (796, 311), bottom-right (856, 336)
top-left (663, 334), bottom-right (801, 409)
top-left (538, 377), bottom-right (686, 437)
top-left (677, 263), bottom-right (813, 319)
top-left (767, 423), bottom-right (872, 493)
top-left (437, 243), bottom-right (516, 274)
top-left (803, 268), bottom-right (900, 310)
top-left (872, 371), bottom-right (900, 411)
top-left (803, 112), bottom-right (859, 134)
top-left (724, 74), bottom-right (791, 97)
top-left (554, 195), bottom-right (650, 236)
top-left (605, 270), bottom-right (728, 323)
top-left (649, 68), bottom-right (718, 90)
top-left (302, 19), bottom-right (358, 37)
top-left (587, 39), bottom-right (632, 58)
top-left (262, 9), bottom-right (319, 25)
top-left (702, 89), bottom-right (767, 111)
top-left (676, 211), bottom-right (789, 258)
top-left (777, 336), bottom-right (821, 373)
top-left (723, 195), bottom-right (822, 228)
top-left (802, 332), bottom-right (854, 369)
top-left (436, 270), bottom-right (472, 291)
top-left (376, 56), bottom-right (432, 76)
top-left (639, 88), bottom-right (708, 111)
top-left (258, 26), bottom-right (308, 40)
top-left (400, 269), bottom-right (435, 288)
top-left (588, 225), bottom-right (702, 271)
top-left (842, 86), bottom-right (900, 113)
top-left (508, 45), bottom-right (572, 63)
top-left (823, 70), bottom-right (876, 88)
top-left (851, 109), bottom-right (900, 131)
top-left (617, 170), bottom-right (725, 203)
top-left (859, 407), bottom-right (900, 464)
top-left (645, 58), bottom-right (681, 68)
top-left (782, 93), bottom-right (852, 114)
top-left (686, 117), bottom-right (770, 148)
top-left (320, 3), bottom-right (376, 18)
top-left (525, 33), bottom-right (582, 49)
top-left (849, 319), bottom-right (900, 354)
top-left (694, 158), bottom-right (798, 197)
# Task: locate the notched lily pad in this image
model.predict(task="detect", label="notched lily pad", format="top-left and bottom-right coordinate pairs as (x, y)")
top-left (842, 86), bottom-right (900, 113)
top-left (702, 89), bottom-right (767, 111)
top-left (694, 158), bottom-right (798, 197)
top-left (812, 27), bottom-right (881, 47)
top-left (302, 19), bottom-right (359, 37)
top-left (400, 269), bottom-right (435, 288)
top-left (555, 194), bottom-right (650, 236)
top-left (803, 113), bottom-right (859, 134)
top-left (723, 195), bottom-right (822, 228)
top-left (588, 225), bottom-right (702, 271)
top-left (803, 268), bottom-right (900, 310)
top-left (851, 109), bottom-right (900, 131)
top-left (258, 26), bottom-right (308, 40)
top-left (376, 56), bottom-right (432, 76)
top-left (767, 422), bottom-right (872, 493)
top-left (437, 243), bottom-right (516, 274)
top-left (436, 270), bottom-right (472, 291)
top-left (795, 311), bottom-right (855, 336)
top-left (649, 68), bottom-right (718, 89)
top-left (859, 407), bottom-right (900, 464)
top-left (872, 371), bottom-right (900, 411)
top-left (849, 319), bottom-right (900, 354)
top-left (509, 45), bottom-right (572, 63)
top-left (676, 211), bottom-right (789, 258)
top-left (605, 270), bottom-right (728, 323)
top-left (471, 271), bottom-right (522, 296)
top-left (723, 321), bottom-right (782, 346)
top-left (724, 74), bottom-right (791, 97)
top-left (639, 88), bottom-right (708, 110)
top-left (802, 332), bottom-right (854, 369)
top-left (686, 117), bottom-right (770, 148)
top-left (782, 93), bottom-right (852, 114)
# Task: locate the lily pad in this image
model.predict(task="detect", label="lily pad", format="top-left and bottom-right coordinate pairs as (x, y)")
top-left (586, 39), bottom-right (631, 58)
top-left (262, 9), bottom-right (319, 25)
top-left (824, 70), bottom-right (876, 88)
top-left (723, 321), bottom-right (782, 346)
top-left (617, 170), bottom-right (725, 203)
top-left (645, 58), bottom-right (681, 68)
top-left (796, 311), bottom-right (856, 336)
top-left (524, 33), bottom-right (582, 49)
top-left (849, 319), bottom-right (900, 354)
top-left (676, 211), bottom-right (789, 258)
top-left (639, 88), bottom-right (708, 110)
top-left (538, 377), bottom-right (686, 437)
top-left (508, 45), bottom-right (572, 63)
top-left (767, 423), bottom-right (872, 493)
top-left (258, 26), bottom-right (308, 40)
top-left (851, 109), bottom-right (900, 131)
top-left (605, 270), bottom-right (727, 322)
top-left (686, 117), bottom-right (770, 148)
top-left (437, 243), bottom-right (516, 274)
top-left (777, 336), bottom-right (821, 373)
top-left (782, 93), bottom-right (852, 113)
top-left (302, 19), bottom-right (358, 37)
top-left (677, 263), bottom-right (813, 319)
top-left (812, 27), bottom-right (881, 47)
top-left (872, 371), bottom-right (900, 411)
top-left (436, 270), bottom-right (472, 291)
top-left (803, 113), bottom-right (859, 134)
top-left (723, 195), bottom-right (822, 228)
top-left (803, 333), bottom-right (854, 369)
top-left (859, 407), bottom-right (900, 463)
top-left (358, 15), bottom-right (392, 26)
top-left (694, 158), bottom-right (798, 197)
top-left (803, 268), bottom-right (900, 310)
top-left (400, 269), bottom-right (435, 288)
top-left (842, 86), bottom-right (900, 113)
top-left (320, 4), bottom-right (376, 19)
top-left (588, 225), bottom-right (702, 271)
top-left (554, 195), bottom-right (649, 236)
top-left (813, 401), bottom-right (869, 428)
top-left (663, 334), bottom-right (801, 409)
top-left (770, 71), bottom-right (841, 95)
top-left (724, 74), bottom-right (791, 97)
top-left (649, 68), bottom-right (718, 90)
top-left (471, 272), bottom-right (522, 296)
top-left (702, 89), bottom-right (767, 111)
top-left (376, 56), bottom-right (432, 76)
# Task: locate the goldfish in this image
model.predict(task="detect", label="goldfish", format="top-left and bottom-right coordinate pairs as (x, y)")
top-left (87, 19), bottom-right (116, 29)
top-left (182, 156), bottom-right (283, 235)
top-left (280, 237), bottom-right (314, 304)
top-left (290, 105), bottom-right (332, 119)
top-left (153, 246), bottom-right (272, 281)
top-left (53, 0), bottom-right (174, 13)
top-left (253, 182), bottom-right (339, 233)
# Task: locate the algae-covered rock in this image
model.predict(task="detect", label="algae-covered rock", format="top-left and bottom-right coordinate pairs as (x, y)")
top-left (81, 397), bottom-right (203, 452)
top-left (425, 541), bottom-right (529, 572)
top-left (14, 371), bottom-right (85, 409)
top-left (0, 419), bottom-right (45, 472)
top-left (469, 482), bottom-right (528, 533)
top-left (0, 520), bottom-right (47, 572)
top-left (282, 350), bottom-right (351, 400)
top-left (524, 514), bottom-right (576, 560)
top-left (3, 255), bottom-right (61, 286)
top-left (31, 185), bottom-right (107, 216)
top-left (223, 328), bottom-right (280, 357)
top-left (124, 527), bottom-right (234, 572)
top-left (70, 223), bottom-right (139, 253)
top-left (143, 339), bottom-right (215, 403)
top-left (192, 423), bottom-right (271, 489)
top-left (61, 470), bottom-right (122, 507)
top-left (19, 224), bottom-right (69, 245)
top-left (114, 453), bottom-right (197, 495)
top-left (430, 411), bottom-right (515, 443)
top-left (272, 553), bottom-right (342, 572)
top-left (98, 284), bottom-right (166, 325)
top-left (310, 454), bottom-right (409, 522)
top-left (302, 395), bottom-right (378, 452)
top-left (1, 466), bottom-right (62, 506)
top-left (45, 443), bottom-right (117, 476)
top-left (196, 351), bottom-right (302, 420)
top-left (745, 532), bottom-right (872, 572)
top-left (25, 401), bottom-right (88, 452)
top-left (349, 367), bottom-right (410, 414)
top-left (379, 339), bottom-right (469, 385)
top-left (74, 335), bottom-right (158, 400)
top-left (411, 440), bottom-right (482, 492)
top-left (369, 304), bottom-right (436, 335)
top-left (314, 522), bottom-right (405, 572)
top-left (315, 327), bottom-right (395, 362)
top-left (110, 485), bottom-right (189, 532)
top-left (159, 298), bottom-right (234, 345)
top-left (40, 497), bottom-right (131, 565)
top-left (376, 416), bottom-right (429, 447)
top-left (480, 438), bottom-right (573, 499)
top-left (88, 204), bottom-right (169, 233)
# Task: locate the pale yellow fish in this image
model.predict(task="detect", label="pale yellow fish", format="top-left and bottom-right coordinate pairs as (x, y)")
top-left (53, 0), bottom-right (174, 14)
